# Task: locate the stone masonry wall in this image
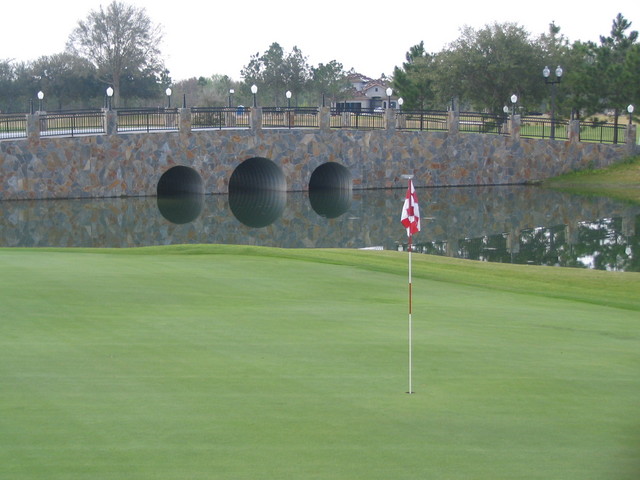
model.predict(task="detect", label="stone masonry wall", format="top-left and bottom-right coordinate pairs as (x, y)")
top-left (0, 126), bottom-right (634, 200)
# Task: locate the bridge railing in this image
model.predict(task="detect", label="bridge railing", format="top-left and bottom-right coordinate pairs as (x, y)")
top-left (0, 106), bottom-right (636, 148)
top-left (0, 113), bottom-right (28, 139)
top-left (329, 108), bottom-right (386, 130)
top-left (579, 120), bottom-right (628, 144)
top-left (117, 108), bottom-right (179, 133)
top-left (39, 109), bottom-right (105, 137)
top-left (191, 107), bottom-right (251, 130)
top-left (396, 110), bottom-right (448, 132)
top-left (520, 116), bottom-right (570, 140)
top-left (263, 107), bottom-right (319, 129)
top-left (459, 112), bottom-right (510, 135)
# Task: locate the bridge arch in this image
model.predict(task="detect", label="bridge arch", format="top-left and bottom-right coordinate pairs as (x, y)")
top-left (229, 157), bottom-right (286, 192)
top-left (308, 162), bottom-right (353, 218)
top-left (157, 165), bottom-right (204, 195)
top-left (309, 161), bottom-right (352, 190)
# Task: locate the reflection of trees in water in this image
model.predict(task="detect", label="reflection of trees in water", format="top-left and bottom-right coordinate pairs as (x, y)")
top-left (415, 218), bottom-right (640, 272)
top-left (572, 218), bottom-right (639, 271)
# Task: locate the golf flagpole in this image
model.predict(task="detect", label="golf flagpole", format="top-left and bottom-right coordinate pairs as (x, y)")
top-left (408, 228), bottom-right (414, 394)
top-left (400, 175), bottom-right (420, 394)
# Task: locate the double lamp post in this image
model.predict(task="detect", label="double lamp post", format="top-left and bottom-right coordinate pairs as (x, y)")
top-left (543, 65), bottom-right (563, 139)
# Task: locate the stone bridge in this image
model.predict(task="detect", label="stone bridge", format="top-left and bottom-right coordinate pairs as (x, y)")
top-left (0, 111), bottom-right (637, 201)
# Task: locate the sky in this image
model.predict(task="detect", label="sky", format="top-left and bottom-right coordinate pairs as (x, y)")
top-left (1, 0), bottom-right (637, 82)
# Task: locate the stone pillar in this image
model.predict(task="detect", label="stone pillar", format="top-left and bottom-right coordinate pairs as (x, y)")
top-left (318, 106), bottom-right (330, 131)
top-left (626, 124), bottom-right (637, 154)
top-left (447, 110), bottom-right (459, 135)
top-left (26, 114), bottom-right (40, 142)
top-left (250, 107), bottom-right (262, 131)
top-left (179, 108), bottom-right (191, 135)
top-left (385, 108), bottom-right (396, 131)
top-left (568, 119), bottom-right (580, 143)
top-left (103, 109), bottom-right (117, 135)
top-left (510, 115), bottom-right (521, 140)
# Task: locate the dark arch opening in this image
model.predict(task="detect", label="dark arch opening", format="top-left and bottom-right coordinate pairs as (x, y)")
top-left (228, 157), bottom-right (286, 192)
top-left (309, 162), bottom-right (352, 191)
top-left (157, 166), bottom-right (204, 196)
top-left (308, 162), bottom-right (352, 218)
top-left (228, 157), bottom-right (287, 228)
top-left (156, 166), bottom-right (205, 224)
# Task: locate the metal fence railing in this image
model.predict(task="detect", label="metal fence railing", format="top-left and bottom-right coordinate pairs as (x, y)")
top-left (39, 110), bottom-right (105, 137)
top-left (396, 110), bottom-right (448, 132)
top-left (520, 116), bottom-right (569, 140)
top-left (262, 107), bottom-right (319, 129)
top-left (0, 107), bottom-right (635, 146)
top-left (191, 107), bottom-right (250, 130)
top-left (459, 112), bottom-right (510, 135)
top-left (117, 108), bottom-right (179, 133)
top-left (329, 108), bottom-right (385, 130)
top-left (0, 114), bottom-right (28, 139)
top-left (579, 121), bottom-right (628, 144)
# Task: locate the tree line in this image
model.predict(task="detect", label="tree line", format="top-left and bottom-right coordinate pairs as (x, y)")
top-left (394, 14), bottom-right (639, 127)
top-left (0, 1), bottom-right (637, 125)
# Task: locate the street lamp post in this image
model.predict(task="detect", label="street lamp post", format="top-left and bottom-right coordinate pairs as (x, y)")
top-left (106, 86), bottom-right (114, 110)
top-left (503, 105), bottom-right (510, 134)
top-left (628, 104), bottom-right (635, 125)
top-left (286, 90), bottom-right (292, 128)
top-left (543, 65), bottom-right (563, 139)
top-left (165, 87), bottom-right (172, 108)
top-left (386, 87), bottom-right (392, 108)
top-left (37, 91), bottom-right (44, 112)
top-left (251, 84), bottom-right (258, 107)
top-left (228, 89), bottom-right (234, 108)
top-left (510, 94), bottom-right (518, 116)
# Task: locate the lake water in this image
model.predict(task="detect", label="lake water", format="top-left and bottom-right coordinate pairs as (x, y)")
top-left (1, 185), bottom-right (638, 271)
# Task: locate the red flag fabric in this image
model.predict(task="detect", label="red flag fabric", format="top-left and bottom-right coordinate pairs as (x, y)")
top-left (400, 179), bottom-right (421, 237)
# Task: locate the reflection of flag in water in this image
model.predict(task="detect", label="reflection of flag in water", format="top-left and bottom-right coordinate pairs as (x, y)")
top-left (400, 179), bottom-right (420, 237)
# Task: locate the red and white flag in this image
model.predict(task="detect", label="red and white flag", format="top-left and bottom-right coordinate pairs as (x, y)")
top-left (400, 179), bottom-right (420, 237)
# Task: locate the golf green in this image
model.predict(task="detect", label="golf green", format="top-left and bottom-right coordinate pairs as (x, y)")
top-left (1, 246), bottom-right (639, 479)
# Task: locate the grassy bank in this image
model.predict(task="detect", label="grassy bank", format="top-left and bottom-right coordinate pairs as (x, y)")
top-left (544, 155), bottom-right (640, 204)
top-left (1, 245), bottom-right (639, 479)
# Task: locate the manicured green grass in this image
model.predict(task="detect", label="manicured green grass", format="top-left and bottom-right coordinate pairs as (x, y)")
top-left (1, 245), bottom-right (639, 479)
top-left (544, 155), bottom-right (640, 204)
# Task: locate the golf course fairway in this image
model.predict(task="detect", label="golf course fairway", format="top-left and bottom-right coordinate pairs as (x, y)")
top-left (1, 245), bottom-right (639, 479)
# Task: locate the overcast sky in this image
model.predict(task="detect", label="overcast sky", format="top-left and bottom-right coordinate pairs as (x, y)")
top-left (1, 0), bottom-right (636, 81)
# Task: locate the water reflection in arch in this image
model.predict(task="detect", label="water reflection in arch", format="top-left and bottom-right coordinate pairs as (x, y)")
top-left (228, 189), bottom-right (287, 228)
top-left (156, 194), bottom-right (204, 224)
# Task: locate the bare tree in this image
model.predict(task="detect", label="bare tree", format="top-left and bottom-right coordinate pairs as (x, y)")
top-left (66, 1), bottom-right (164, 105)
